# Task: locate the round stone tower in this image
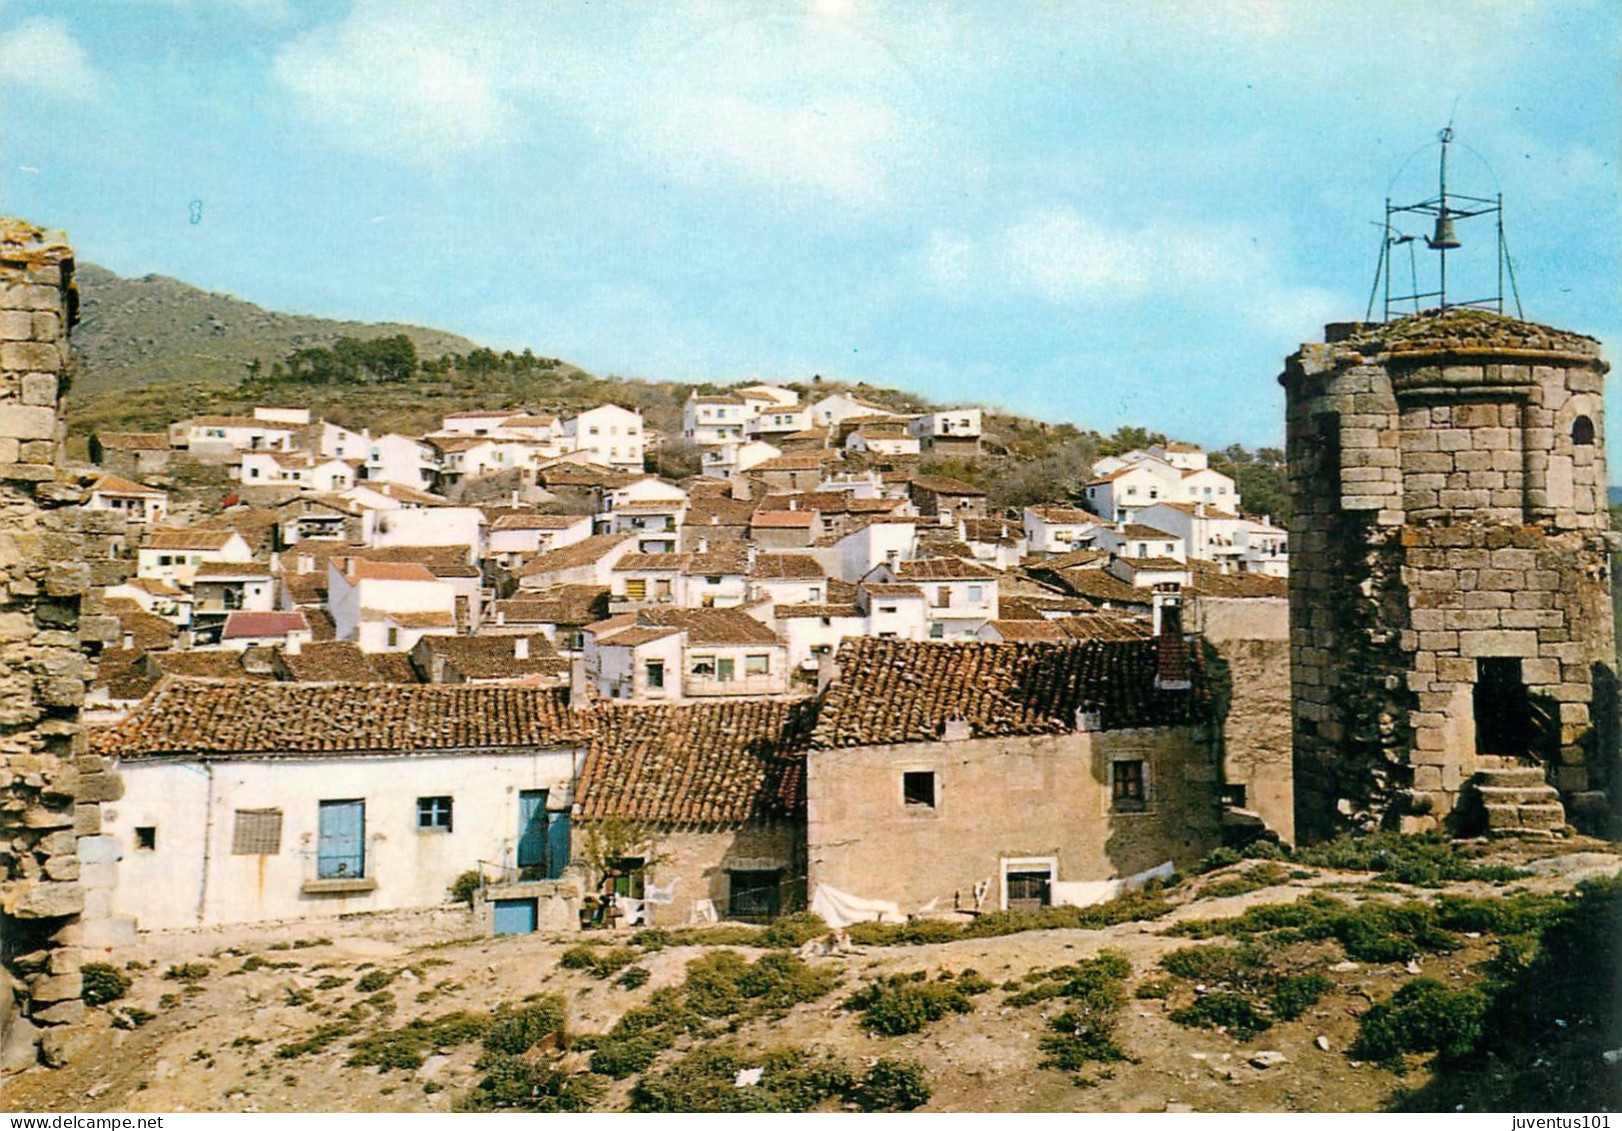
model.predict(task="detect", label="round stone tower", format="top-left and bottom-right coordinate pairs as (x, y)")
top-left (1282, 308), bottom-right (1618, 842)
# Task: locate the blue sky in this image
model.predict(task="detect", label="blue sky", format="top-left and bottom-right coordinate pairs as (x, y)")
top-left (1, 1), bottom-right (1616, 457)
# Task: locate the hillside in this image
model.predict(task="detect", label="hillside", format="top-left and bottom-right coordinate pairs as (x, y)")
top-left (5, 837), bottom-right (1616, 1113)
top-left (70, 264), bottom-right (478, 397)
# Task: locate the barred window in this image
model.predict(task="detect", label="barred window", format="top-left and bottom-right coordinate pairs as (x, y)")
top-left (232, 808), bottom-right (283, 855)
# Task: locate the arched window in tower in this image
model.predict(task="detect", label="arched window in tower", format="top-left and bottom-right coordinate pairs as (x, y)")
top-left (1572, 415), bottom-right (1596, 446)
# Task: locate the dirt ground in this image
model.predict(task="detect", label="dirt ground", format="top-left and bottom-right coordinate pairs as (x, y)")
top-left (4, 838), bottom-right (1617, 1114)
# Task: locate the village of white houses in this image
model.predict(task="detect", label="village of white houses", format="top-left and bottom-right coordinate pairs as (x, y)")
top-left (2, 98), bottom-right (1621, 1115)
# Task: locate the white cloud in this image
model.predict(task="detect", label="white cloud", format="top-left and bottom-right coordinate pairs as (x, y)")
top-left (0, 17), bottom-right (107, 102)
top-left (272, 8), bottom-right (519, 162)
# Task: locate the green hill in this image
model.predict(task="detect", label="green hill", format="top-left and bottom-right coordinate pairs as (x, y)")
top-left (70, 263), bottom-right (478, 397)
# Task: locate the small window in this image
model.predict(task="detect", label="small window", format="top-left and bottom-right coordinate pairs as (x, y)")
top-left (386, 627), bottom-right (400, 648)
top-left (646, 660), bottom-right (665, 688)
top-left (935, 587), bottom-right (951, 608)
top-left (878, 604), bottom-right (897, 614)
top-left (624, 578), bottom-right (647, 600)
top-left (745, 654), bottom-right (769, 675)
top-left (134, 826), bottom-right (156, 851)
top-left (1573, 415), bottom-right (1596, 446)
top-left (417, 796), bottom-right (453, 832)
top-left (691, 656), bottom-right (716, 677)
top-left (1112, 760), bottom-right (1147, 812)
top-left (929, 623), bottom-right (945, 639)
top-left (968, 585), bottom-right (984, 602)
top-left (902, 770), bottom-right (937, 808)
top-left (231, 808), bottom-right (283, 855)
top-left (716, 657), bottom-right (736, 682)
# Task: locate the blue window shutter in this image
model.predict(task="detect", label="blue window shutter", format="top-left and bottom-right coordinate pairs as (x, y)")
top-left (546, 812), bottom-right (571, 880)
top-left (317, 800), bottom-right (364, 879)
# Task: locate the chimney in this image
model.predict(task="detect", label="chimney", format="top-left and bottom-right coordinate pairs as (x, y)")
top-left (788, 497), bottom-right (798, 511)
top-left (496, 609), bottom-right (506, 626)
top-left (514, 637), bottom-right (530, 660)
top-left (698, 536), bottom-right (709, 554)
top-left (122, 631), bottom-right (134, 650)
top-left (285, 631), bottom-right (302, 656)
top-left (1153, 585), bottom-right (1191, 691)
top-left (746, 543), bottom-right (758, 571)
top-left (298, 552), bottom-right (314, 575)
top-left (1195, 502), bottom-right (1205, 518)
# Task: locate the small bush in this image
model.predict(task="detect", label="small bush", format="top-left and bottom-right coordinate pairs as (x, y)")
top-left (1268, 973), bottom-right (1333, 1021)
top-left (354, 969), bottom-right (396, 993)
top-left (1295, 832), bottom-right (1526, 886)
top-left (857, 1058), bottom-right (931, 1111)
top-left (1169, 992), bottom-right (1273, 1041)
top-left (276, 1021), bottom-right (359, 1058)
top-left (846, 969), bottom-right (988, 1036)
top-left (1200, 862), bottom-right (1292, 899)
top-left (759, 912), bottom-right (830, 949)
top-left (458, 1055), bottom-right (604, 1113)
top-left (450, 869), bottom-right (483, 908)
top-left (1196, 847), bottom-right (1243, 874)
top-left (81, 963), bottom-right (132, 1006)
top-left (736, 951), bottom-right (840, 1011)
top-left (347, 1011), bottom-right (489, 1071)
top-left (315, 975), bottom-right (347, 991)
top-left (631, 1043), bottom-right (855, 1113)
top-left (111, 1006), bottom-right (156, 1030)
top-left (484, 996), bottom-right (567, 1057)
top-left (1351, 978), bottom-right (1488, 1070)
top-left (164, 963), bottom-right (211, 982)
top-left (616, 965), bottom-right (652, 990)
top-left (1134, 978), bottom-right (1176, 1000)
top-left (1159, 943), bottom-right (1272, 990)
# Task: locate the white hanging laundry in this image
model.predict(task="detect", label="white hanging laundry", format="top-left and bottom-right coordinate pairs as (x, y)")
top-left (618, 896), bottom-right (647, 927)
top-left (644, 879), bottom-right (678, 905)
top-left (689, 898), bottom-right (719, 925)
top-left (810, 884), bottom-right (903, 929)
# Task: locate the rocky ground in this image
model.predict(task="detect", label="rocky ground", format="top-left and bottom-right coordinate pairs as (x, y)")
top-left (3, 837), bottom-right (1618, 1114)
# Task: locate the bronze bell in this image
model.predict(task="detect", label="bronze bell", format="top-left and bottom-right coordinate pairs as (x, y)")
top-left (1428, 214), bottom-right (1460, 250)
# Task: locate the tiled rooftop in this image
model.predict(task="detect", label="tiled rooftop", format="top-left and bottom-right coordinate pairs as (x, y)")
top-left (576, 699), bottom-right (813, 826)
top-left (96, 681), bottom-right (587, 759)
top-left (814, 637), bottom-right (1205, 747)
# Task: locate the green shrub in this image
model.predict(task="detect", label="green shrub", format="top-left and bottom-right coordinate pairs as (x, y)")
top-left (684, 950), bottom-right (749, 1017)
top-left (1038, 960), bottom-right (1131, 1068)
top-left (346, 1011), bottom-right (488, 1071)
top-left (587, 988), bottom-right (699, 1078)
top-left (484, 997), bottom-right (567, 1057)
top-left (164, 963), bottom-right (210, 982)
top-left (355, 968), bottom-right (396, 993)
top-left (111, 1006), bottom-right (156, 1030)
top-left (1200, 863), bottom-right (1292, 899)
top-left (845, 969), bottom-right (990, 1036)
top-left (458, 1055), bottom-right (605, 1113)
top-left (276, 1021), bottom-right (359, 1059)
top-left (736, 951), bottom-right (839, 1011)
top-left (1134, 978), bottom-right (1176, 1000)
top-left (560, 945), bottom-right (599, 970)
top-left (1159, 943), bottom-right (1272, 990)
top-left (81, 963), bottom-right (132, 1006)
top-left (1268, 973), bottom-right (1333, 1020)
top-left (1351, 978), bottom-right (1488, 1070)
top-left (759, 912), bottom-right (830, 949)
top-left (857, 1058), bottom-right (931, 1111)
top-left (1196, 847), bottom-right (1244, 874)
top-left (617, 965), bottom-right (652, 990)
top-left (450, 869), bottom-right (484, 907)
top-left (1294, 832), bottom-right (1526, 886)
top-left (315, 975), bottom-right (347, 991)
top-left (846, 918), bottom-right (963, 946)
top-left (1169, 992), bottom-right (1273, 1041)
top-left (631, 1044), bottom-right (856, 1113)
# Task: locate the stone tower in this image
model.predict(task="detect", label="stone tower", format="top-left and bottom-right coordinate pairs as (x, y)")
top-left (1282, 309), bottom-right (1618, 842)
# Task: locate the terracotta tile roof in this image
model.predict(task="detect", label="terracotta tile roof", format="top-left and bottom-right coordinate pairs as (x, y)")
top-left (194, 561), bottom-right (272, 579)
top-left (813, 637), bottom-right (1204, 747)
top-left (91, 475), bottom-right (166, 497)
top-left (599, 625), bottom-right (683, 647)
top-left (690, 393), bottom-right (747, 404)
top-left (419, 634), bottom-right (568, 681)
top-left (145, 528), bottom-right (239, 552)
top-left (860, 583), bottom-right (925, 599)
top-left (189, 415), bottom-right (290, 429)
top-left (894, 557), bottom-right (999, 581)
top-left (613, 553), bottom-right (688, 573)
top-left (500, 414), bottom-right (559, 428)
top-left (493, 586), bottom-right (609, 626)
top-left (1186, 563), bottom-right (1288, 599)
top-left (684, 548), bottom-right (750, 575)
top-left (1145, 500), bottom-right (1241, 520)
top-left (1029, 505), bottom-right (1096, 523)
top-left (515, 535), bottom-right (634, 577)
top-left (306, 608), bottom-right (338, 642)
top-left (999, 595), bottom-right (1098, 619)
top-left (276, 642), bottom-right (391, 683)
top-left (280, 571), bottom-right (328, 605)
top-left (121, 577), bottom-right (184, 596)
top-left (962, 518), bottom-right (1022, 544)
top-left (750, 451), bottom-right (843, 471)
top-left (222, 611), bottom-right (310, 640)
top-left (1046, 568), bottom-right (1148, 606)
top-left (576, 699), bottom-right (813, 826)
top-left (379, 610), bottom-right (456, 629)
top-left (1113, 556), bottom-right (1187, 571)
top-left (361, 546), bottom-right (480, 578)
top-left (598, 606), bottom-right (782, 647)
top-left (908, 475), bottom-right (985, 496)
top-left (685, 496), bottom-right (757, 526)
top-left (96, 432), bottom-right (169, 452)
top-left (750, 510), bottom-right (815, 528)
top-left (151, 652), bottom-right (265, 681)
top-left (367, 652), bottom-right (419, 683)
top-left (196, 508), bottom-right (281, 548)
top-left (775, 603), bottom-right (864, 619)
top-left (346, 559), bottom-right (440, 583)
top-left (613, 499), bottom-right (686, 513)
top-left (354, 482), bottom-right (449, 507)
top-left (986, 619), bottom-right (1067, 642)
top-left (751, 554), bottom-right (825, 580)
top-left (96, 681), bottom-right (587, 759)
top-left (106, 604), bottom-right (177, 651)
top-left (444, 409), bottom-right (514, 420)
top-left (429, 435), bottom-right (495, 453)
top-left (1036, 548), bottom-right (1109, 569)
top-left (779, 427), bottom-right (829, 442)
top-left (96, 648), bottom-right (161, 701)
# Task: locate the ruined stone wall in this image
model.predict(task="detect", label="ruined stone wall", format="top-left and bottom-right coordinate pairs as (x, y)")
top-left (0, 220), bottom-right (127, 1068)
top-left (1283, 312), bottom-right (1618, 842)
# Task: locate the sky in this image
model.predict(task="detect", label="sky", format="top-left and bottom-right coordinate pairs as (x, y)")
top-left (1, 1), bottom-right (1617, 458)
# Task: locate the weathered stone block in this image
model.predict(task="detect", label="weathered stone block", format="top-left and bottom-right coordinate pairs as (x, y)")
top-left (0, 341), bottom-right (60, 372)
top-left (74, 772), bottom-right (122, 802)
top-left (32, 1000), bottom-right (86, 1030)
top-left (10, 881), bottom-right (83, 918)
top-left (0, 404), bottom-right (56, 440)
top-left (19, 373), bottom-right (56, 406)
top-left (1458, 629), bottom-right (1538, 658)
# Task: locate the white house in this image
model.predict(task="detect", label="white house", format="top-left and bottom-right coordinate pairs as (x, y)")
top-left (168, 415), bottom-right (296, 459)
top-left (854, 581), bottom-right (930, 641)
top-left (1088, 522), bottom-right (1187, 563)
top-left (577, 607), bottom-right (789, 703)
top-left (869, 557), bottom-right (1000, 639)
top-left (1085, 449), bottom-right (1239, 521)
top-left (137, 528), bottom-right (254, 588)
top-left (1022, 506), bottom-right (1101, 556)
top-left (1133, 501), bottom-right (1286, 576)
top-left (328, 558), bottom-right (458, 652)
top-left (85, 476), bottom-right (168, 525)
top-left (219, 610), bottom-right (312, 651)
top-left (487, 513), bottom-right (594, 569)
top-left (907, 408), bottom-right (983, 455)
top-left (845, 425), bottom-right (920, 457)
top-left (806, 392), bottom-right (897, 429)
top-left (97, 681), bottom-right (588, 930)
top-left (191, 561), bottom-right (277, 619)
top-left (683, 393), bottom-right (750, 445)
top-left (240, 451), bottom-right (355, 492)
top-left (438, 409), bottom-right (516, 436)
top-left (315, 420), bottom-right (370, 461)
top-left (564, 404), bottom-right (645, 471)
top-left (364, 433), bottom-right (438, 490)
top-left (701, 440), bottom-right (783, 481)
top-left (365, 505), bottom-right (486, 560)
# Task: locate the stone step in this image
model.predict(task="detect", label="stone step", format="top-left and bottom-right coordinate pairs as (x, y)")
top-left (1483, 802), bottom-right (1568, 832)
top-left (1474, 767), bottom-right (1550, 789)
top-left (1474, 784), bottom-right (1564, 807)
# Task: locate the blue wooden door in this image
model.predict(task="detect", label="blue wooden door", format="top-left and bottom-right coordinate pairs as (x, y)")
top-left (546, 812), bottom-right (571, 880)
top-left (317, 800), bottom-right (364, 879)
top-left (493, 898), bottom-right (537, 936)
top-left (517, 790), bottom-right (548, 871)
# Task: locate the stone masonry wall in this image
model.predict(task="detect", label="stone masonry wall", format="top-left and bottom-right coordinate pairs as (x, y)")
top-left (1283, 311), bottom-right (1618, 843)
top-left (0, 219), bottom-right (127, 1070)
